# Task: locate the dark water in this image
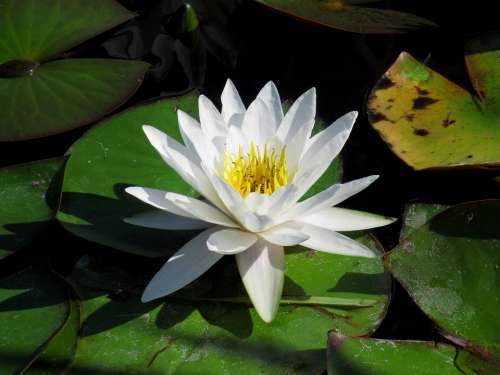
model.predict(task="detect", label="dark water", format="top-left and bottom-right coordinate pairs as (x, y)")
top-left (1, 0), bottom-right (499, 343)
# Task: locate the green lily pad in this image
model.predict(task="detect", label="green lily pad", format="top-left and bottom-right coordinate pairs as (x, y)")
top-left (0, 59), bottom-right (150, 141)
top-left (327, 333), bottom-right (463, 375)
top-left (388, 200), bottom-right (500, 362)
top-left (254, 0), bottom-right (436, 34)
top-left (0, 0), bottom-right (135, 62)
top-left (456, 349), bottom-right (500, 375)
top-left (24, 298), bottom-right (80, 375)
top-left (0, 265), bottom-right (72, 374)
top-left (0, 0), bottom-right (149, 141)
top-left (57, 94), bottom-right (200, 257)
top-left (367, 33), bottom-right (500, 170)
top-left (57, 93), bottom-right (341, 257)
top-left (0, 157), bottom-right (64, 260)
top-left (63, 233), bottom-right (389, 375)
top-left (399, 202), bottom-right (449, 240)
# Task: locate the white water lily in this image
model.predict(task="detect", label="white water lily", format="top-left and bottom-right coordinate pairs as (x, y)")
top-left (124, 80), bottom-right (395, 323)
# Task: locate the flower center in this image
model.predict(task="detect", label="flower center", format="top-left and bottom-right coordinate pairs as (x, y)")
top-left (223, 143), bottom-right (288, 198)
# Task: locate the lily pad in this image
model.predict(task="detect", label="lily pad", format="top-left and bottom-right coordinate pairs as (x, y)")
top-left (24, 298), bottom-right (80, 375)
top-left (367, 33), bottom-right (500, 170)
top-left (0, 158), bottom-right (64, 260)
top-left (57, 93), bottom-right (341, 257)
top-left (388, 200), bottom-right (500, 362)
top-left (456, 349), bottom-right (500, 375)
top-left (63, 233), bottom-right (389, 375)
top-left (327, 333), bottom-right (463, 375)
top-left (0, 265), bottom-right (72, 374)
top-left (254, 0), bottom-right (436, 34)
top-left (399, 202), bottom-right (449, 240)
top-left (0, 0), bottom-right (150, 141)
top-left (57, 94), bottom-right (201, 257)
top-left (0, 0), bottom-right (135, 62)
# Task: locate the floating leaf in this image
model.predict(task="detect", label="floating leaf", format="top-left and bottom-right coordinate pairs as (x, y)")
top-left (456, 349), bottom-right (500, 375)
top-left (327, 333), bottom-right (463, 375)
top-left (0, 158), bottom-right (64, 260)
top-left (368, 33), bottom-right (500, 170)
top-left (0, 265), bottom-right (72, 374)
top-left (399, 202), bottom-right (449, 240)
top-left (62, 234), bottom-right (389, 374)
top-left (24, 299), bottom-right (79, 375)
top-left (0, 59), bottom-right (150, 141)
top-left (0, 0), bottom-right (149, 141)
top-left (0, 0), bottom-right (135, 62)
top-left (57, 93), bottom-right (341, 257)
top-left (254, 0), bottom-right (436, 34)
top-left (388, 200), bottom-right (500, 362)
top-left (57, 94), bottom-right (201, 257)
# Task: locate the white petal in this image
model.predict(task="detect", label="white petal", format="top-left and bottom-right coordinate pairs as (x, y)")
top-left (245, 192), bottom-right (268, 214)
top-left (221, 79), bottom-right (245, 123)
top-left (295, 112), bottom-right (357, 196)
top-left (125, 186), bottom-right (194, 218)
top-left (177, 110), bottom-right (216, 166)
top-left (283, 175), bottom-right (379, 222)
top-left (226, 124), bottom-right (248, 155)
top-left (264, 184), bottom-right (300, 217)
top-left (207, 228), bottom-right (257, 254)
top-left (235, 239), bottom-right (285, 323)
top-left (240, 212), bottom-right (274, 233)
top-left (177, 110), bottom-right (202, 160)
top-left (259, 223), bottom-right (309, 246)
top-left (227, 113), bottom-right (245, 128)
top-left (142, 126), bottom-right (224, 209)
top-left (241, 186), bottom-right (298, 220)
top-left (300, 207), bottom-right (397, 232)
top-left (210, 175), bottom-right (248, 218)
top-left (125, 186), bottom-right (236, 228)
top-left (210, 176), bottom-right (274, 232)
top-left (163, 192), bottom-right (238, 228)
top-left (284, 120), bottom-right (314, 175)
top-left (124, 210), bottom-right (211, 230)
top-left (276, 87), bottom-right (316, 145)
top-left (199, 95), bottom-right (227, 141)
top-left (299, 223), bottom-right (377, 258)
top-left (256, 81), bottom-right (283, 131)
top-left (241, 98), bottom-right (274, 148)
top-left (303, 111), bottom-right (357, 161)
top-left (142, 228), bottom-right (223, 302)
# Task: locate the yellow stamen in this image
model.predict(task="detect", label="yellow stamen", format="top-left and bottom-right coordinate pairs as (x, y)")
top-left (223, 143), bottom-right (288, 198)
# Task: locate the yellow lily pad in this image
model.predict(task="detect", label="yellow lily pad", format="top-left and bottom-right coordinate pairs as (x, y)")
top-left (367, 33), bottom-right (500, 170)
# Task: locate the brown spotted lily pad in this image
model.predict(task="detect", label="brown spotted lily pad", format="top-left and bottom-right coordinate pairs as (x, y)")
top-left (367, 33), bottom-right (500, 170)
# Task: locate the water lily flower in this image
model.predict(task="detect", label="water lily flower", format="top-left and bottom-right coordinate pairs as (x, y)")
top-left (124, 80), bottom-right (395, 322)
